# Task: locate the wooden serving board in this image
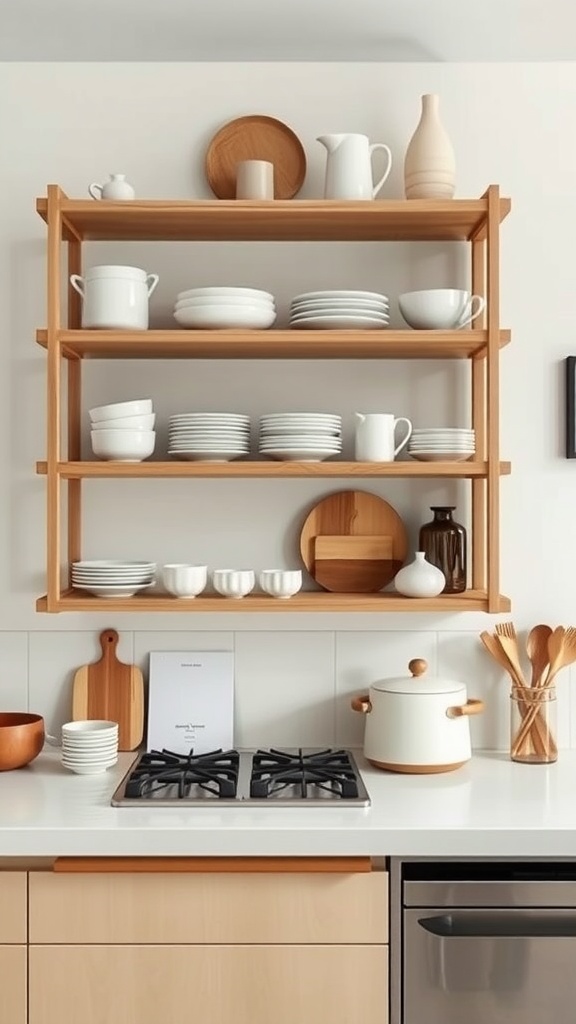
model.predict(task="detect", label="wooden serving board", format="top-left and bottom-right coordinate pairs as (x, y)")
top-left (299, 490), bottom-right (407, 593)
top-left (71, 629), bottom-right (144, 751)
top-left (205, 114), bottom-right (307, 200)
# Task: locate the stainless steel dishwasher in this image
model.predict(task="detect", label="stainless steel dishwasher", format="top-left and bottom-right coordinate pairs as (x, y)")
top-left (402, 861), bottom-right (576, 1024)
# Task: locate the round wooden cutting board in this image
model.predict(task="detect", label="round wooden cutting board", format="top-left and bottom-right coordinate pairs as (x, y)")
top-left (299, 490), bottom-right (408, 593)
top-left (205, 114), bottom-right (307, 199)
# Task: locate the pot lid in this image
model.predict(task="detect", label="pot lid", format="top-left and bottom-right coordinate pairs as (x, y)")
top-left (371, 659), bottom-right (466, 695)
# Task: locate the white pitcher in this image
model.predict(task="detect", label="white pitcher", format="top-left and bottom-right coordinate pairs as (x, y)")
top-left (355, 413), bottom-right (413, 462)
top-left (317, 134), bottom-right (393, 200)
top-left (89, 174), bottom-right (135, 200)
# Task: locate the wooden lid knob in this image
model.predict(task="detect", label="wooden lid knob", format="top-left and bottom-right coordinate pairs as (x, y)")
top-left (409, 658), bottom-right (428, 677)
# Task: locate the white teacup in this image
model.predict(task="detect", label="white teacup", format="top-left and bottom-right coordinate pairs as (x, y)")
top-left (399, 289), bottom-right (485, 330)
top-left (212, 569), bottom-right (255, 599)
top-left (259, 569), bottom-right (302, 599)
top-left (163, 564), bottom-right (208, 598)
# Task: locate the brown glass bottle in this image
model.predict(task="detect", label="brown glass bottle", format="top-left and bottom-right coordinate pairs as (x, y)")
top-left (419, 506), bottom-right (467, 594)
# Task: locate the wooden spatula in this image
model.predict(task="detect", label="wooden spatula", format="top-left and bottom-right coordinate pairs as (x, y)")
top-left (71, 629), bottom-right (144, 751)
top-left (313, 535), bottom-right (396, 592)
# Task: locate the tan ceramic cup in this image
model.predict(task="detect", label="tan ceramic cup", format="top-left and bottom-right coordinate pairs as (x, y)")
top-left (236, 160), bottom-right (274, 199)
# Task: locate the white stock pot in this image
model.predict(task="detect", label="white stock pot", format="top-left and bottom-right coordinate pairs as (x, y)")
top-left (351, 658), bottom-right (484, 774)
top-left (70, 265), bottom-right (159, 329)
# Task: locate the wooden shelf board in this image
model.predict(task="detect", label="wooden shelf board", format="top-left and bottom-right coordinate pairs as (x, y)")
top-left (36, 589), bottom-right (512, 613)
top-left (36, 329), bottom-right (511, 360)
top-left (36, 196), bottom-right (511, 243)
top-left (36, 460), bottom-right (511, 479)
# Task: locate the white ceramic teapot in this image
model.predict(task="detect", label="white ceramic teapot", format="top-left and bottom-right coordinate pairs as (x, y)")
top-left (317, 134), bottom-right (392, 200)
top-left (88, 174), bottom-right (135, 200)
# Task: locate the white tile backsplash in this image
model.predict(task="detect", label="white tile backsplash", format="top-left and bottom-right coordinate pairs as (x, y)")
top-left (335, 631), bottom-right (438, 747)
top-left (233, 632), bottom-right (335, 747)
top-left (6, 625), bottom-right (569, 756)
top-left (0, 632), bottom-right (28, 711)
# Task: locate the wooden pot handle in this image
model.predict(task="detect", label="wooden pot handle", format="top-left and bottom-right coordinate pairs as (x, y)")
top-left (446, 698), bottom-right (485, 718)
top-left (351, 695), bottom-right (372, 714)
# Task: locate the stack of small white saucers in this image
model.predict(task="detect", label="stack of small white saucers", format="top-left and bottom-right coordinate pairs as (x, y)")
top-left (168, 412), bottom-right (250, 462)
top-left (408, 428), bottom-right (476, 462)
top-left (289, 290), bottom-right (389, 330)
top-left (259, 412), bottom-right (342, 462)
top-left (61, 720), bottom-right (119, 776)
top-left (173, 287), bottom-right (276, 329)
top-left (71, 560), bottom-right (156, 598)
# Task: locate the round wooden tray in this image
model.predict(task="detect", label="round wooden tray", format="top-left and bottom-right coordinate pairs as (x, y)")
top-left (299, 489), bottom-right (408, 593)
top-left (205, 114), bottom-right (307, 200)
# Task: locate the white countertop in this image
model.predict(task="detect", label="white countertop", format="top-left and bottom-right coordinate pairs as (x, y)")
top-left (2, 749), bottom-right (576, 858)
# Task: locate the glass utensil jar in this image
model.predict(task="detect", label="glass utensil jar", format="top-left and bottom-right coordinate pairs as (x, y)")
top-left (419, 505), bottom-right (467, 593)
top-left (510, 686), bottom-right (557, 764)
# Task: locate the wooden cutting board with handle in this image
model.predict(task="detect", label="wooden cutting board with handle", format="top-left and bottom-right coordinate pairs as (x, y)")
top-left (299, 490), bottom-right (408, 593)
top-left (71, 629), bottom-right (144, 751)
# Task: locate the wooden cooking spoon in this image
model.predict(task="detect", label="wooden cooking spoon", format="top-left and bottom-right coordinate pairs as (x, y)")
top-left (526, 624), bottom-right (552, 688)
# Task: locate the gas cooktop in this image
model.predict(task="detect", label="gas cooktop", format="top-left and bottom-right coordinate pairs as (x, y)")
top-left (111, 747), bottom-right (370, 807)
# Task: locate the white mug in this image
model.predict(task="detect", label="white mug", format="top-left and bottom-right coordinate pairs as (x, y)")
top-left (236, 160), bottom-right (274, 200)
top-left (70, 265), bottom-right (159, 330)
top-left (354, 413), bottom-right (413, 462)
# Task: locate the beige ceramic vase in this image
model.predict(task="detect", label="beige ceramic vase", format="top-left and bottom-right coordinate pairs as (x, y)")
top-left (404, 94), bottom-right (455, 200)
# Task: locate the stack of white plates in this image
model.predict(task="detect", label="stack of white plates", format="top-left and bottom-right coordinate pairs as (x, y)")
top-left (71, 560), bottom-right (156, 598)
top-left (259, 412), bottom-right (342, 462)
top-left (61, 720), bottom-right (119, 776)
top-left (408, 428), bottom-right (476, 462)
top-left (289, 290), bottom-right (390, 330)
top-left (173, 287), bottom-right (276, 329)
top-left (168, 413), bottom-right (250, 462)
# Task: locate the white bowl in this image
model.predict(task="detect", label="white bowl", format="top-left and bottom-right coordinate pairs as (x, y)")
top-left (91, 429), bottom-right (156, 462)
top-left (177, 286), bottom-right (275, 302)
top-left (89, 399), bottom-right (153, 423)
top-left (91, 413), bottom-right (156, 431)
top-left (73, 583), bottom-right (155, 597)
top-left (399, 289), bottom-right (479, 330)
top-left (162, 564), bottom-right (208, 598)
top-left (62, 760), bottom-right (116, 775)
top-left (212, 569), bottom-right (255, 599)
top-left (174, 306), bottom-right (276, 330)
top-left (175, 296), bottom-right (275, 310)
top-left (259, 569), bottom-right (302, 599)
top-left (62, 719), bottom-right (118, 734)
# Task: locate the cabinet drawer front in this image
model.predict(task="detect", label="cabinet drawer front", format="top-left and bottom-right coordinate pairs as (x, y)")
top-left (29, 870), bottom-right (388, 943)
top-left (0, 945), bottom-right (26, 1024)
top-left (29, 944), bottom-right (388, 1024)
top-left (0, 872), bottom-right (26, 942)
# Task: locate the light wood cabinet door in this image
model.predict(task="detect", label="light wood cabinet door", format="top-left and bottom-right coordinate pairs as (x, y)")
top-left (0, 946), bottom-right (26, 1024)
top-left (0, 872), bottom-right (26, 941)
top-left (29, 870), bottom-right (388, 943)
top-left (29, 944), bottom-right (388, 1024)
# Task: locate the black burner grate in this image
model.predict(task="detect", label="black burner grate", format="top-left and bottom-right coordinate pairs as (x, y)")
top-left (250, 747), bottom-right (360, 799)
top-left (124, 748), bottom-right (239, 799)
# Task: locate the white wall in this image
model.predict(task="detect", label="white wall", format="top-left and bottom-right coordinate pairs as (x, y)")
top-left (0, 61), bottom-right (575, 750)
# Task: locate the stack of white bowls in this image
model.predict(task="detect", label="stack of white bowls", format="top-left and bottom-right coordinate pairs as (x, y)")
top-left (173, 287), bottom-right (276, 329)
top-left (259, 412), bottom-right (342, 462)
top-left (60, 720), bottom-right (119, 775)
top-left (289, 290), bottom-right (390, 330)
top-left (90, 398), bottom-right (156, 462)
top-left (168, 412), bottom-right (250, 462)
top-left (408, 428), bottom-right (476, 462)
top-left (71, 560), bottom-right (156, 598)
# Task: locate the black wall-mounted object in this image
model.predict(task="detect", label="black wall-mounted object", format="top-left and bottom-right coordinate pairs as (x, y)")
top-left (566, 357), bottom-right (576, 458)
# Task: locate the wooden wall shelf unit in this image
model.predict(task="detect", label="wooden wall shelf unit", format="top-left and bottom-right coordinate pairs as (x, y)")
top-left (36, 184), bottom-right (511, 614)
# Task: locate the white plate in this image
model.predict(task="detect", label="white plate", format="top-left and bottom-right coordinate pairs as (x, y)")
top-left (292, 290), bottom-right (389, 303)
top-left (261, 449), bottom-right (342, 461)
top-left (72, 560), bottom-right (155, 570)
top-left (176, 286), bottom-right (275, 302)
top-left (168, 433), bottom-right (250, 442)
top-left (409, 452), bottom-right (474, 462)
top-left (412, 428), bottom-right (475, 434)
top-left (73, 583), bottom-right (155, 597)
top-left (290, 315), bottom-right (388, 330)
top-left (260, 436), bottom-right (342, 446)
top-left (168, 451), bottom-right (248, 461)
top-left (408, 444), bottom-right (476, 451)
top-left (290, 309), bottom-right (390, 323)
top-left (175, 296), bottom-right (275, 310)
top-left (169, 413), bottom-right (249, 421)
top-left (260, 414), bottom-right (341, 423)
top-left (62, 762), bottom-right (116, 775)
top-left (174, 307), bottom-right (276, 329)
top-left (290, 301), bottom-right (389, 314)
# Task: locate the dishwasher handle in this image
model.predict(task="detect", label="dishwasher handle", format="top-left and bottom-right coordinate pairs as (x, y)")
top-left (419, 912), bottom-right (576, 938)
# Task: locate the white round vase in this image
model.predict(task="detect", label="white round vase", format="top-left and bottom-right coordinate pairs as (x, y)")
top-left (404, 94), bottom-right (455, 200)
top-left (394, 551), bottom-right (445, 598)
